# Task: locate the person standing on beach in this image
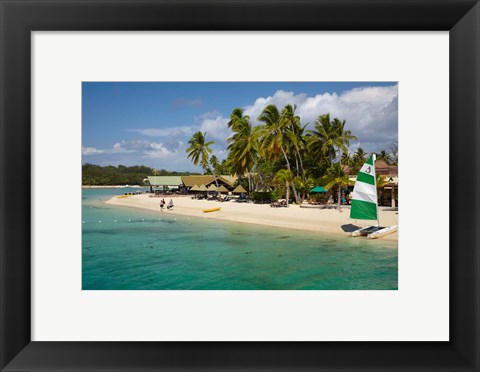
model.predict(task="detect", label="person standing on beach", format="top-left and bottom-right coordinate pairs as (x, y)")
top-left (159, 199), bottom-right (165, 211)
top-left (167, 199), bottom-right (174, 210)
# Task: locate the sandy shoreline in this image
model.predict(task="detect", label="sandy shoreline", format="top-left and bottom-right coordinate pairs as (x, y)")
top-left (105, 194), bottom-right (398, 241)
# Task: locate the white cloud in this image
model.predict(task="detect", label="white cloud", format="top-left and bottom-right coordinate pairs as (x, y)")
top-left (131, 115), bottom-right (231, 146)
top-left (196, 110), bottom-right (222, 121)
top-left (243, 85), bottom-right (398, 153)
top-left (199, 115), bottom-right (230, 144)
top-left (111, 139), bottom-right (180, 159)
top-left (340, 85), bottom-right (398, 104)
top-left (82, 146), bottom-right (105, 155)
top-left (112, 141), bottom-right (135, 153)
top-left (144, 142), bottom-right (176, 159)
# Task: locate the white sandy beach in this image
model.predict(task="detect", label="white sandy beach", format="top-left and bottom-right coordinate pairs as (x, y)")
top-left (106, 194), bottom-right (398, 241)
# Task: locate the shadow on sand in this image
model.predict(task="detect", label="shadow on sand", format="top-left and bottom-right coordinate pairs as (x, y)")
top-left (341, 224), bottom-right (361, 233)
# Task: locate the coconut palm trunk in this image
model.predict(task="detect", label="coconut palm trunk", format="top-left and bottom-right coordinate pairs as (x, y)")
top-left (296, 148), bottom-right (305, 175)
top-left (285, 181), bottom-right (290, 207)
top-left (337, 187), bottom-right (341, 210)
top-left (280, 147), bottom-right (300, 204)
top-left (210, 166), bottom-right (219, 187)
top-left (186, 131), bottom-right (216, 184)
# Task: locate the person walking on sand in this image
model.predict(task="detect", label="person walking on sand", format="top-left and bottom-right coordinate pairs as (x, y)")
top-left (159, 199), bottom-right (165, 211)
top-left (167, 199), bottom-right (174, 210)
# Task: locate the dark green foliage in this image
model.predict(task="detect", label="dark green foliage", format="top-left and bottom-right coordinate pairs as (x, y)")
top-left (82, 163), bottom-right (199, 185)
top-left (270, 190), bottom-right (278, 202)
top-left (251, 191), bottom-right (274, 203)
top-left (232, 176), bottom-right (249, 192)
top-left (311, 193), bottom-right (327, 203)
top-left (205, 158), bottom-right (232, 176)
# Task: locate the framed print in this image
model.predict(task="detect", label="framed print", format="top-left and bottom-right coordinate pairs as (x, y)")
top-left (1, 0), bottom-right (479, 371)
top-left (32, 33), bottom-right (446, 343)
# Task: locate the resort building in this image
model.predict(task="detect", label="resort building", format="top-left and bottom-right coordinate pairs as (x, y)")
top-left (374, 160), bottom-right (398, 207)
top-left (181, 175), bottom-right (237, 191)
top-left (146, 175), bottom-right (238, 194)
top-left (344, 160), bottom-right (398, 207)
top-left (146, 176), bottom-right (185, 194)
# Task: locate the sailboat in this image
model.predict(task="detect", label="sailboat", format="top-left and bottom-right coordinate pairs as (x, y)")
top-left (350, 154), bottom-right (398, 239)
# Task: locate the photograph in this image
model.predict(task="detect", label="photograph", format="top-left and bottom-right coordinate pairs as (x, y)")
top-left (82, 82), bottom-right (399, 290)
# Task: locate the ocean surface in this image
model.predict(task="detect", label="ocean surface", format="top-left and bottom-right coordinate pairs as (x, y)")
top-left (82, 188), bottom-right (398, 290)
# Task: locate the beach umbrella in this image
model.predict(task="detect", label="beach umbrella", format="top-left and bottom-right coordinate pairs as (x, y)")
top-left (197, 184), bottom-right (208, 191)
top-left (217, 185), bottom-right (228, 193)
top-left (233, 185), bottom-right (247, 194)
top-left (190, 184), bottom-right (199, 198)
top-left (310, 186), bottom-right (328, 193)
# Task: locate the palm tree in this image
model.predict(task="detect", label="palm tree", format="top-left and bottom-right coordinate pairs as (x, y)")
top-left (389, 141), bottom-right (398, 166)
top-left (253, 159), bottom-right (276, 193)
top-left (256, 105), bottom-right (285, 160)
top-left (376, 174), bottom-right (388, 205)
top-left (352, 147), bottom-right (367, 171)
top-left (227, 108), bottom-right (247, 131)
top-left (281, 104), bottom-right (306, 176)
top-left (307, 114), bottom-right (357, 166)
top-left (186, 131), bottom-right (218, 186)
top-left (209, 155), bottom-right (220, 174)
top-left (307, 114), bottom-right (336, 164)
top-left (376, 150), bottom-right (392, 164)
top-left (273, 169), bottom-right (294, 207)
top-left (226, 108), bottom-right (258, 193)
top-left (320, 162), bottom-right (350, 211)
top-left (332, 117), bottom-right (357, 163)
top-left (257, 104), bottom-right (301, 203)
top-left (293, 174), bottom-right (315, 202)
top-left (341, 151), bottom-right (354, 167)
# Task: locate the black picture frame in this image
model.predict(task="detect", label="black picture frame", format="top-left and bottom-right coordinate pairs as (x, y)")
top-left (1, 0), bottom-right (479, 371)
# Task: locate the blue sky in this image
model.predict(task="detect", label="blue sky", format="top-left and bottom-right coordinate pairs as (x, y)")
top-left (82, 82), bottom-right (398, 172)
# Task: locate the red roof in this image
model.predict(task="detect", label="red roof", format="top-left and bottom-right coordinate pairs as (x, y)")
top-left (344, 160), bottom-right (398, 176)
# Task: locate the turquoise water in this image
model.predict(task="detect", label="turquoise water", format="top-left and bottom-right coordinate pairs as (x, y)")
top-left (82, 188), bottom-right (398, 290)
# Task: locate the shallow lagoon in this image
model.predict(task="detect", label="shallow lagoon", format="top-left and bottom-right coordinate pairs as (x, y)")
top-left (82, 188), bottom-right (398, 290)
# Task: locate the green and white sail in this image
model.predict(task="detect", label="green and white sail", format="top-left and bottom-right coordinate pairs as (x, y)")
top-left (350, 154), bottom-right (378, 222)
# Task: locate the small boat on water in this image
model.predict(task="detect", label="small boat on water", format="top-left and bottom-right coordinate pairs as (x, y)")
top-left (203, 207), bottom-right (221, 213)
top-left (350, 154), bottom-right (397, 239)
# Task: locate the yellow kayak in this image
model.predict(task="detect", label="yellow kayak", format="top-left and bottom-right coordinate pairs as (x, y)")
top-left (117, 195), bottom-right (129, 198)
top-left (203, 207), bottom-right (221, 213)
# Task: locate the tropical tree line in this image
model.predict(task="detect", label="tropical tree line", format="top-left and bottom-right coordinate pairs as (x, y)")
top-left (82, 164), bottom-right (199, 186)
top-left (186, 103), bottom-right (398, 207)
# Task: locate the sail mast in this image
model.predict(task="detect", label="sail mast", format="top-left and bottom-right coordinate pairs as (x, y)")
top-left (372, 153), bottom-right (380, 227)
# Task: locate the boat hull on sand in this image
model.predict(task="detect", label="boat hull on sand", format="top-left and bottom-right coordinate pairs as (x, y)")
top-left (203, 207), bottom-right (221, 213)
top-left (351, 225), bottom-right (398, 239)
